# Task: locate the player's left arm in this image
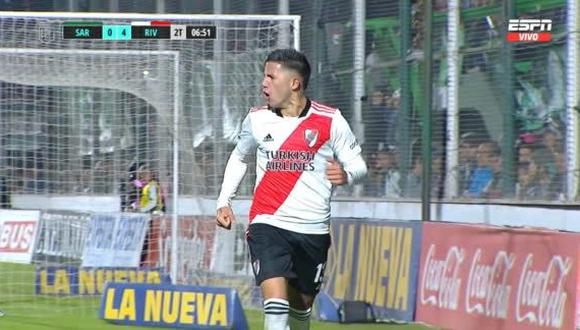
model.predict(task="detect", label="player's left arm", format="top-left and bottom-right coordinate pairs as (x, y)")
top-left (328, 111), bottom-right (368, 185)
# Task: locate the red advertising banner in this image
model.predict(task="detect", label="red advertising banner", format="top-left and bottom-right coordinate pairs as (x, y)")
top-left (416, 222), bottom-right (580, 330)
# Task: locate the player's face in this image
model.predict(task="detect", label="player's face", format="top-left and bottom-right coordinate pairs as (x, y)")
top-left (262, 61), bottom-right (293, 108)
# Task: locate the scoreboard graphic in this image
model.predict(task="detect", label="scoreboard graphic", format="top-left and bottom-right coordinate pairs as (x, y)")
top-left (62, 21), bottom-right (216, 40)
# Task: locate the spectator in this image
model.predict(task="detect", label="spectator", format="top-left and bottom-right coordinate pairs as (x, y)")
top-left (542, 128), bottom-right (561, 154)
top-left (531, 146), bottom-right (557, 180)
top-left (549, 148), bottom-right (566, 200)
top-left (384, 89), bottom-right (400, 146)
top-left (133, 165), bottom-right (165, 267)
top-left (463, 18), bottom-right (491, 72)
top-left (365, 146), bottom-right (401, 198)
top-left (482, 150), bottom-right (503, 199)
top-left (364, 89), bottom-right (389, 152)
top-left (516, 142), bottom-right (558, 201)
top-left (365, 39), bottom-right (388, 90)
top-left (517, 142), bottom-right (536, 163)
top-left (134, 165), bottom-right (165, 214)
top-left (403, 150), bottom-right (444, 198)
top-left (515, 161), bottom-right (547, 200)
top-left (404, 154), bottom-right (422, 198)
top-left (540, 129), bottom-right (563, 189)
top-left (120, 160), bottom-right (143, 211)
top-left (463, 141), bottom-right (500, 198)
top-left (457, 132), bottom-right (481, 192)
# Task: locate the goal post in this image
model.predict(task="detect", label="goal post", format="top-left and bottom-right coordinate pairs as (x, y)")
top-left (0, 11), bottom-right (300, 316)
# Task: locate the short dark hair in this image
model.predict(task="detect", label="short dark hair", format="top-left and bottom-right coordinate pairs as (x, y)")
top-left (265, 48), bottom-right (311, 90)
top-left (485, 141), bottom-right (502, 157)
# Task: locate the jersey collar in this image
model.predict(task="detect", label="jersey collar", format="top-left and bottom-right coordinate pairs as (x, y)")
top-left (273, 98), bottom-right (311, 118)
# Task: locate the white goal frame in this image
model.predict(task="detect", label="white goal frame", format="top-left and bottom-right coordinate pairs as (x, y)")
top-left (0, 47), bottom-right (181, 282)
top-left (0, 11), bottom-right (301, 286)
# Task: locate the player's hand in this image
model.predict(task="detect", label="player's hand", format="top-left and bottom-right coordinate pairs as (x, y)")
top-left (326, 159), bottom-right (348, 185)
top-left (216, 206), bottom-right (235, 230)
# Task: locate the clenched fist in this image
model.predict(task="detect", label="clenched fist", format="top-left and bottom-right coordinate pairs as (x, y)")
top-left (216, 206), bottom-right (235, 230)
top-left (326, 159), bottom-right (348, 185)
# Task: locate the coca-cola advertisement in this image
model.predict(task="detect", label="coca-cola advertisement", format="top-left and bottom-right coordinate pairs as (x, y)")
top-left (416, 222), bottom-right (580, 330)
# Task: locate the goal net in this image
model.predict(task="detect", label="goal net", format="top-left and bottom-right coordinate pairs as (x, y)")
top-left (0, 12), bottom-right (299, 316)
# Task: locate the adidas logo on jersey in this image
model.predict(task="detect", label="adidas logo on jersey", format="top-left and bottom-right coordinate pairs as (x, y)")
top-left (263, 133), bottom-right (274, 142)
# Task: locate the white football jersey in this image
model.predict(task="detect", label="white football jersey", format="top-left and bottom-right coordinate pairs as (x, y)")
top-left (227, 100), bottom-right (363, 234)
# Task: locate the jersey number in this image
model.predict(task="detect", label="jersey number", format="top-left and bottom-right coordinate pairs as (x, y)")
top-left (314, 263), bottom-right (326, 284)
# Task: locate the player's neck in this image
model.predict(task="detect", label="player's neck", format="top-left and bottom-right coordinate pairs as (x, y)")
top-left (279, 94), bottom-right (307, 117)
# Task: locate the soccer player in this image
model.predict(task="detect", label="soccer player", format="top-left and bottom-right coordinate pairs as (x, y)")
top-left (216, 49), bottom-right (367, 330)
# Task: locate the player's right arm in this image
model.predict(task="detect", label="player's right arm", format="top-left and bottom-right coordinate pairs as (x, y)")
top-left (216, 112), bottom-right (257, 230)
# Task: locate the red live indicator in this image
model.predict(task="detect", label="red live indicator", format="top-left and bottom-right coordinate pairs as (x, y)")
top-left (507, 32), bottom-right (552, 42)
top-left (151, 21), bottom-right (171, 26)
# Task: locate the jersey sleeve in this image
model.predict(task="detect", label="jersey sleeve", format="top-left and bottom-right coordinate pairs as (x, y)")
top-left (331, 110), bottom-right (362, 163)
top-left (232, 112), bottom-right (257, 162)
top-left (330, 111), bottom-right (367, 185)
top-left (216, 112), bottom-right (257, 209)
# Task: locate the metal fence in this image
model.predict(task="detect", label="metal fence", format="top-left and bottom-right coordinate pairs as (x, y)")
top-left (0, 0), bottom-right (578, 206)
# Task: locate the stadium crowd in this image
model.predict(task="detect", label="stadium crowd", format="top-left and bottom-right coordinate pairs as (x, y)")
top-left (359, 104), bottom-right (566, 201)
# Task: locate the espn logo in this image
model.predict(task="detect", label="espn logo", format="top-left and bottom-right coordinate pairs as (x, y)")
top-left (507, 19), bottom-right (552, 42)
top-left (0, 221), bottom-right (36, 252)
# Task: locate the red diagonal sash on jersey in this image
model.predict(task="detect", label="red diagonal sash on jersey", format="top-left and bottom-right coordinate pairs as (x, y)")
top-left (249, 113), bottom-right (332, 221)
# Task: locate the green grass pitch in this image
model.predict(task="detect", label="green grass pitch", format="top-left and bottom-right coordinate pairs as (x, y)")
top-left (0, 263), bottom-right (432, 329)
